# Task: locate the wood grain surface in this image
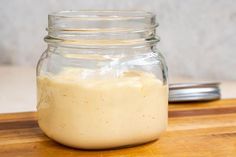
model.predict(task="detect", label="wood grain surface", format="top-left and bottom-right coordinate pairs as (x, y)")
top-left (1, 99), bottom-right (236, 157)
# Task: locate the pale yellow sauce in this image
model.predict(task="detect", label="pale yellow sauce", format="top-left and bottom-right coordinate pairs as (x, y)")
top-left (37, 70), bottom-right (168, 149)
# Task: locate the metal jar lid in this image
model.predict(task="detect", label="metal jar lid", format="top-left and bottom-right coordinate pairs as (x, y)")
top-left (169, 82), bottom-right (221, 102)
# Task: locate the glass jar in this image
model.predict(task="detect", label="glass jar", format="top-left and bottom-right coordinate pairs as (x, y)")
top-left (37, 11), bottom-right (168, 149)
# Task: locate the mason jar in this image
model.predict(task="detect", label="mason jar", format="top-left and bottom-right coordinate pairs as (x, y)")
top-left (36, 10), bottom-right (168, 149)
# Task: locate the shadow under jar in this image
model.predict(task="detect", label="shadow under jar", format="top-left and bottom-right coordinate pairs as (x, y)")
top-left (36, 10), bottom-right (168, 150)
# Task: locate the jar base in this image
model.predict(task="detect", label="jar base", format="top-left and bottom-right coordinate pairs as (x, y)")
top-left (51, 137), bottom-right (159, 150)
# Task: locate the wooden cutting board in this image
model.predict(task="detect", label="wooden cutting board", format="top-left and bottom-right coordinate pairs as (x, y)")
top-left (1, 99), bottom-right (236, 157)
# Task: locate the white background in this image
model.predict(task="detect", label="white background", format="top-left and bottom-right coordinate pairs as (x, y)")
top-left (0, 0), bottom-right (236, 80)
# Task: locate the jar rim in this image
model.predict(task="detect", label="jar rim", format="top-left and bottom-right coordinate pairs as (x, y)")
top-left (49, 10), bottom-right (155, 21)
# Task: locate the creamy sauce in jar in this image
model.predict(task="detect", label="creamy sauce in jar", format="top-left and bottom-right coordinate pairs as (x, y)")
top-left (37, 69), bottom-right (168, 149)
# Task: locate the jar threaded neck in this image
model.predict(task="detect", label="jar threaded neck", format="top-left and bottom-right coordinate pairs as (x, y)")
top-left (45, 10), bottom-right (159, 47)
